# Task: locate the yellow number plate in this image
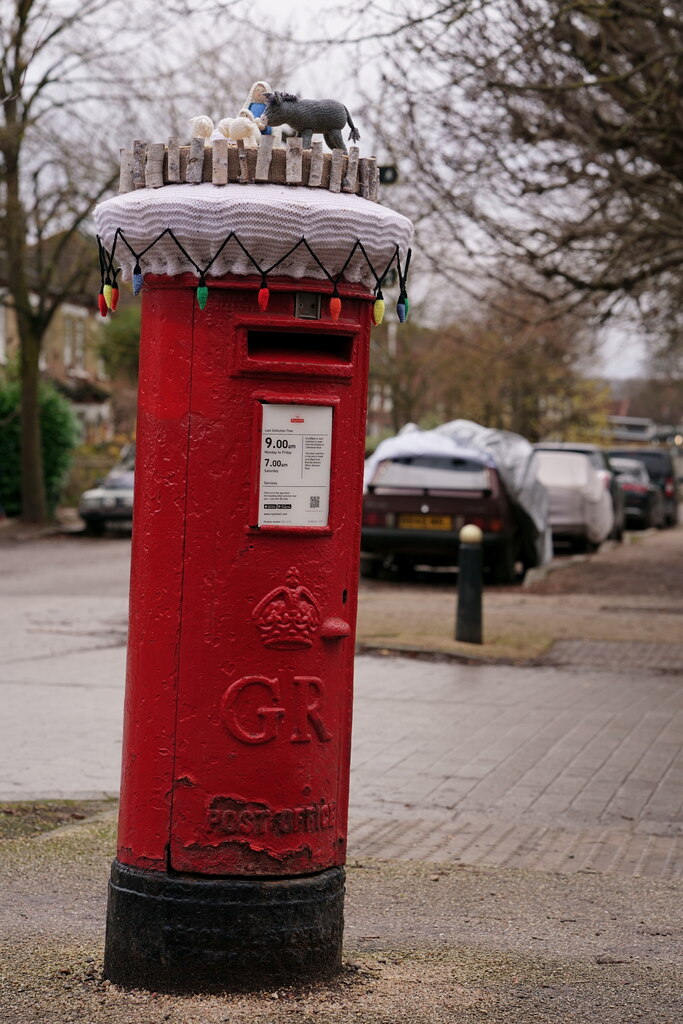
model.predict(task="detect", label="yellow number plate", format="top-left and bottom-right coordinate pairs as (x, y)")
top-left (398, 514), bottom-right (453, 531)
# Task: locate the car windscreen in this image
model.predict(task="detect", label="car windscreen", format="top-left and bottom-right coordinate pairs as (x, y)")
top-left (537, 445), bottom-right (606, 470)
top-left (117, 442), bottom-right (136, 470)
top-left (609, 450), bottom-right (671, 481)
top-left (533, 450), bottom-right (591, 487)
top-left (369, 456), bottom-right (491, 492)
top-left (610, 458), bottom-right (648, 482)
top-left (103, 470), bottom-right (135, 489)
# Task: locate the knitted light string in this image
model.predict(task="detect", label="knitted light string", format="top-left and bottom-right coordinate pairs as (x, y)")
top-left (97, 236), bottom-right (121, 316)
top-left (97, 229), bottom-right (411, 321)
top-left (396, 247), bottom-right (412, 323)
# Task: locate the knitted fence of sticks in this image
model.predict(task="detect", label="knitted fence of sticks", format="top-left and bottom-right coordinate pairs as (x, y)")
top-left (121, 138), bottom-right (379, 200)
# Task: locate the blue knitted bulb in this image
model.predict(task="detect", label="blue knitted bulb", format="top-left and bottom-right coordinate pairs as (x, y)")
top-left (396, 299), bottom-right (407, 323)
top-left (133, 265), bottom-right (143, 296)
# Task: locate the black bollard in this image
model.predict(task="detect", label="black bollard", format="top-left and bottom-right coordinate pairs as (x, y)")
top-left (456, 524), bottom-right (483, 644)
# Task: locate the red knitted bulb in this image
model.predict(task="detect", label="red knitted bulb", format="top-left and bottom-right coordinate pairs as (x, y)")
top-left (257, 287), bottom-right (270, 312)
top-left (110, 287), bottom-right (120, 312)
top-left (98, 293), bottom-right (108, 317)
top-left (329, 296), bottom-right (341, 321)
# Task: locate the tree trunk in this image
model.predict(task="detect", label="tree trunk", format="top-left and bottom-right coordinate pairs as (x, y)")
top-left (3, 143), bottom-right (49, 523)
top-left (19, 323), bottom-right (48, 523)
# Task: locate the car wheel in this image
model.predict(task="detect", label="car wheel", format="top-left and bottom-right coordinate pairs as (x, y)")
top-left (488, 540), bottom-right (518, 585)
top-left (360, 554), bottom-right (381, 579)
top-left (392, 556), bottom-right (415, 580)
top-left (84, 519), bottom-right (106, 537)
top-left (572, 536), bottom-right (599, 554)
top-left (609, 508), bottom-right (625, 541)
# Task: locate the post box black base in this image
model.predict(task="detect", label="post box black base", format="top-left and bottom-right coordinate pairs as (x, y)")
top-left (104, 860), bottom-right (345, 993)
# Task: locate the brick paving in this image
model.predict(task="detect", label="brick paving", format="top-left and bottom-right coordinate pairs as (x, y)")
top-left (540, 639), bottom-right (683, 672)
top-left (348, 655), bottom-right (683, 880)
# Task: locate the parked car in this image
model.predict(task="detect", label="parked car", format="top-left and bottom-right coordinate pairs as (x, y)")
top-left (362, 452), bottom-right (534, 583)
top-left (531, 449), bottom-right (613, 552)
top-left (607, 448), bottom-right (680, 527)
top-left (78, 445), bottom-right (135, 535)
top-left (609, 457), bottom-right (664, 530)
top-left (533, 442), bottom-right (625, 541)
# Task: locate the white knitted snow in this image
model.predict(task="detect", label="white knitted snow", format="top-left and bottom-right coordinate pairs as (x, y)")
top-left (94, 183), bottom-right (413, 286)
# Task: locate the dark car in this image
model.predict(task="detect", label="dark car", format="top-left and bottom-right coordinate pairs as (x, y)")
top-left (534, 442), bottom-right (625, 541)
top-left (608, 448), bottom-right (680, 527)
top-left (78, 443), bottom-right (135, 535)
top-left (609, 457), bottom-right (664, 530)
top-left (361, 453), bottom-right (536, 583)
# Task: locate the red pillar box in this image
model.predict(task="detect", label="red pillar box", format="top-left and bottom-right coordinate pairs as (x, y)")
top-left (95, 165), bottom-right (412, 991)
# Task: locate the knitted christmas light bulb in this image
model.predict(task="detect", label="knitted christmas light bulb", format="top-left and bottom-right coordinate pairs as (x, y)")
top-left (396, 293), bottom-right (408, 323)
top-left (132, 264), bottom-right (144, 296)
top-left (372, 292), bottom-right (385, 326)
top-left (329, 291), bottom-right (342, 321)
top-left (103, 282), bottom-right (113, 310)
top-left (110, 286), bottom-right (120, 312)
top-left (196, 277), bottom-right (209, 310)
top-left (257, 277), bottom-right (270, 312)
top-left (98, 291), bottom-right (108, 317)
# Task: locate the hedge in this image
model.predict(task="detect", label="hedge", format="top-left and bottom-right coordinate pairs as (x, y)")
top-left (0, 380), bottom-right (80, 518)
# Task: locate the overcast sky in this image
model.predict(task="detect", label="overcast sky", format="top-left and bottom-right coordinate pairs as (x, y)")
top-left (247, 0), bottom-right (374, 103)
top-left (596, 327), bottom-right (646, 381)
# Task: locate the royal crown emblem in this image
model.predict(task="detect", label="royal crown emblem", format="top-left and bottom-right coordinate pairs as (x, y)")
top-left (252, 567), bottom-right (320, 649)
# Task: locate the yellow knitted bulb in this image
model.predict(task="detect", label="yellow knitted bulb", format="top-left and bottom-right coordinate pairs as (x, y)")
top-left (103, 283), bottom-right (113, 309)
top-left (372, 298), bottom-right (385, 326)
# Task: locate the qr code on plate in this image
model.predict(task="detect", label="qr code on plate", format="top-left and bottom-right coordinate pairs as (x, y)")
top-left (309, 495), bottom-right (320, 509)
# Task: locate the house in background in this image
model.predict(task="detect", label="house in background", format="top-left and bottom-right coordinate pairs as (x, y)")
top-left (0, 232), bottom-right (113, 443)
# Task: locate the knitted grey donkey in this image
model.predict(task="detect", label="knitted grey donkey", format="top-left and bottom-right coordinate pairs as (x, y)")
top-left (263, 92), bottom-right (360, 153)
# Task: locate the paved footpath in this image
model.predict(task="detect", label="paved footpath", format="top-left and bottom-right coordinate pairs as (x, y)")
top-left (2, 534), bottom-right (682, 882)
top-left (349, 655), bottom-right (683, 880)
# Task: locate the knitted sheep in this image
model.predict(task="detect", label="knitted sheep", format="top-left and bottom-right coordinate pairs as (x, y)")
top-left (190, 115), bottom-right (240, 146)
top-left (207, 119), bottom-right (231, 143)
top-left (188, 115), bottom-right (214, 144)
top-left (227, 109), bottom-right (261, 148)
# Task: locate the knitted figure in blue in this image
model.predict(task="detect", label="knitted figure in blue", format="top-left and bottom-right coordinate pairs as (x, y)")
top-left (241, 81), bottom-right (272, 135)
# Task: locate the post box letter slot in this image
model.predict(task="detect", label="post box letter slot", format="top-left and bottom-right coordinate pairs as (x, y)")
top-left (247, 330), bottom-right (353, 366)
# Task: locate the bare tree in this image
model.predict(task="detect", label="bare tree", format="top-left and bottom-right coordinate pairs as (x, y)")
top-left (0, 0), bottom-right (296, 522)
top-left (340, 1), bottom-right (682, 357)
top-left (370, 315), bottom-right (451, 432)
top-left (438, 292), bottom-right (608, 441)
top-left (478, 2), bottom-right (683, 340)
top-left (370, 286), bottom-right (606, 440)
